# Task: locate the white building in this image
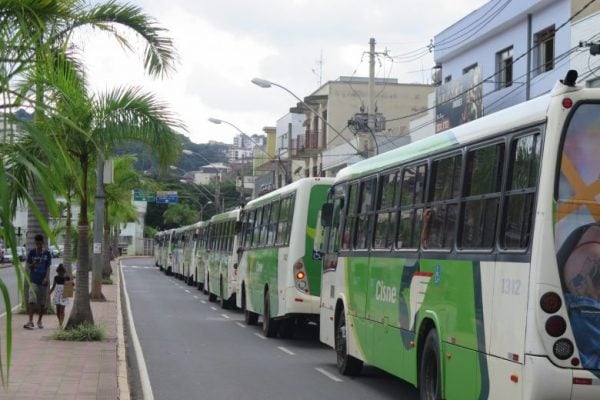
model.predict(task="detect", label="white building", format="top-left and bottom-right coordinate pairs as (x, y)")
top-left (433, 0), bottom-right (600, 130)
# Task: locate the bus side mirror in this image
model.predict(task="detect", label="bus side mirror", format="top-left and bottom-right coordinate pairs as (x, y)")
top-left (234, 221), bottom-right (242, 234)
top-left (321, 203), bottom-right (333, 228)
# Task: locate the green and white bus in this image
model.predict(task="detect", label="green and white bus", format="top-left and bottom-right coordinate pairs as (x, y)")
top-left (191, 220), bottom-right (210, 291)
top-left (205, 208), bottom-right (241, 308)
top-left (236, 177), bottom-right (334, 337)
top-left (319, 74), bottom-right (600, 399)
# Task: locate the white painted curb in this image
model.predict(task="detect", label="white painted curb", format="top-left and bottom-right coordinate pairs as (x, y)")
top-left (120, 261), bottom-right (154, 400)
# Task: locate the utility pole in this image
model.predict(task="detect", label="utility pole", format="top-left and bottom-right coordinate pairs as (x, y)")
top-left (215, 169), bottom-right (221, 213)
top-left (368, 37), bottom-right (376, 133)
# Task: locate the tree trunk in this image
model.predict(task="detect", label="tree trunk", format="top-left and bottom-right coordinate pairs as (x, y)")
top-left (66, 223), bottom-right (94, 328)
top-left (63, 192), bottom-right (74, 277)
top-left (66, 160), bottom-right (94, 328)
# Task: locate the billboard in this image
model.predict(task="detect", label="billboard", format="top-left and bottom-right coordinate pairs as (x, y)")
top-left (435, 68), bottom-right (483, 133)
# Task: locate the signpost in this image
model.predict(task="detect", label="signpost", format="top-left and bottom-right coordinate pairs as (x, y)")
top-left (133, 189), bottom-right (173, 203)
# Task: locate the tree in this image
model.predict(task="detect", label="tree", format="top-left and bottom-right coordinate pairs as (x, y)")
top-left (1, 0), bottom-right (177, 304)
top-left (25, 50), bottom-right (180, 326)
top-left (105, 155), bottom-right (143, 277)
top-left (162, 202), bottom-right (199, 226)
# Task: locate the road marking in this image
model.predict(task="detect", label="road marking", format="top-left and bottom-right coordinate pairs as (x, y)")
top-left (315, 368), bottom-right (343, 382)
top-left (221, 314), bottom-right (230, 319)
top-left (201, 300), bottom-right (207, 304)
top-left (236, 322), bottom-right (246, 328)
top-left (121, 263), bottom-right (155, 400)
top-left (193, 296), bottom-right (199, 299)
top-left (0, 304), bottom-right (20, 320)
top-left (184, 290), bottom-right (191, 294)
top-left (210, 306), bottom-right (217, 311)
top-left (278, 346), bottom-right (296, 356)
top-left (254, 333), bottom-right (267, 340)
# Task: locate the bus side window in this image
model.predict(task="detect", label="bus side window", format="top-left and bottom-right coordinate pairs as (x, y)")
top-left (342, 183), bottom-right (359, 250)
top-left (459, 143), bottom-right (504, 250)
top-left (426, 154), bottom-right (462, 250)
top-left (397, 164), bottom-right (427, 249)
top-left (501, 133), bottom-right (540, 250)
top-left (373, 172), bottom-right (397, 249)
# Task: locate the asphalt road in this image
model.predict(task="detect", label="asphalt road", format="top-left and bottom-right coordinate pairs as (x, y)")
top-left (121, 258), bottom-right (419, 400)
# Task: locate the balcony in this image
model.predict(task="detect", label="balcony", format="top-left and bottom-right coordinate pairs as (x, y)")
top-left (291, 130), bottom-right (323, 157)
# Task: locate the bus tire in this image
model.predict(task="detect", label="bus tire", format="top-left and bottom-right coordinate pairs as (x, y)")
top-left (419, 329), bottom-right (441, 400)
top-left (262, 290), bottom-right (279, 338)
top-left (242, 286), bottom-right (258, 325)
top-left (219, 278), bottom-right (230, 309)
top-left (335, 311), bottom-right (363, 376)
top-left (197, 282), bottom-right (204, 291)
top-left (207, 278), bottom-right (217, 302)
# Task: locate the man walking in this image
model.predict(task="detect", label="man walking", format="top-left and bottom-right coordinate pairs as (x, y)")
top-left (24, 234), bottom-right (52, 329)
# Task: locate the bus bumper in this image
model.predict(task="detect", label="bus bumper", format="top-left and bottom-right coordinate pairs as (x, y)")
top-left (523, 355), bottom-right (600, 400)
top-left (282, 287), bottom-right (320, 316)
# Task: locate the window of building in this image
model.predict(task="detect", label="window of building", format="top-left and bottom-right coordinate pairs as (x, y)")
top-left (535, 26), bottom-right (555, 75)
top-left (444, 75), bottom-right (452, 83)
top-left (496, 46), bottom-right (513, 89)
top-left (463, 63), bottom-right (478, 75)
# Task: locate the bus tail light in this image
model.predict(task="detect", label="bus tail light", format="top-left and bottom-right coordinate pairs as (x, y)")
top-left (540, 292), bottom-right (562, 313)
top-left (545, 316), bottom-right (567, 337)
top-left (553, 339), bottom-right (574, 360)
top-left (293, 259), bottom-right (309, 293)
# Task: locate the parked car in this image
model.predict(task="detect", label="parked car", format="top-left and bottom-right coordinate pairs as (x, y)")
top-left (2, 249), bottom-right (13, 264)
top-left (49, 245), bottom-right (61, 258)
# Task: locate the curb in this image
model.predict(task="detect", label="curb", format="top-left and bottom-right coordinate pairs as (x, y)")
top-left (116, 259), bottom-right (131, 400)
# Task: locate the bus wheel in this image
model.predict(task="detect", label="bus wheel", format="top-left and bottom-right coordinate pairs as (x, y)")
top-left (419, 329), bottom-right (441, 400)
top-left (207, 278), bottom-right (217, 302)
top-left (262, 291), bottom-right (280, 338)
top-left (335, 311), bottom-right (363, 376)
top-left (219, 278), bottom-right (230, 309)
top-left (243, 287), bottom-right (258, 325)
top-left (188, 275), bottom-right (194, 286)
top-left (197, 282), bottom-right (204, 291)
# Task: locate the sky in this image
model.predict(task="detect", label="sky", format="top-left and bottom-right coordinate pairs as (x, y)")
top-left (80, 0), bottom-right (488, 144)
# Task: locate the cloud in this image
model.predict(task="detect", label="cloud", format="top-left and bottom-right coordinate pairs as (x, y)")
top-left (83, 0), bottom-right (487, 143)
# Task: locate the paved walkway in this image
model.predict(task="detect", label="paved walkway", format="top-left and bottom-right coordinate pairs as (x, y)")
top-left (0, 262), bottom-right (126, 400)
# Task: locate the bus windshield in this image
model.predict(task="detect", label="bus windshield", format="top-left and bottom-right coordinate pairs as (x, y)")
top-left (555, 102), bottom-right (600, 370)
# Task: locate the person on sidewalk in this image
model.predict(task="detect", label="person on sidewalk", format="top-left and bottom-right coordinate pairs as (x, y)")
top-left (49, 264), bottom-right (71, 329)
top-left (23, 234), bottom-right (52, 329)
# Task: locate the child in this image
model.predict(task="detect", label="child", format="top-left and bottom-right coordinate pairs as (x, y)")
top-left (49, 264), bottom-right (71, 329)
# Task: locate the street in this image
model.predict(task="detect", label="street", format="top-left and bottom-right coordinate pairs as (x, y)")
top-left (121, 258), bottom-right (419, 400)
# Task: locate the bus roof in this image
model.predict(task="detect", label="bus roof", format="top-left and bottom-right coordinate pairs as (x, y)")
top-left (335, 93), bottom-right (550, 182)
top-left (244, 177), bottom-right (335, 209)
top-left (210, 207), bottom-right (241, 223)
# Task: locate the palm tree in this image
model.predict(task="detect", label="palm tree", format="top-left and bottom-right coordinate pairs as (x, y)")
top-left (1, 0), bottom-right (177, 295)
top-left (36, 58), bottom-right (181, 327)
top-left (104, 155), bottom-right (143, 278)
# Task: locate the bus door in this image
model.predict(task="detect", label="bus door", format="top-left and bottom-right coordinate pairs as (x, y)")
top-left (319, 186), bottom-right (345, 346)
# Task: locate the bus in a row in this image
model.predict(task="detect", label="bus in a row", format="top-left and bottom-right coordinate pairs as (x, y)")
top-left (153, 73), bottom-right (599, 399)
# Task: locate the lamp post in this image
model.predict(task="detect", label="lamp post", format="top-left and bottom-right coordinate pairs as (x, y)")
top-left (251, 78), bottom-right (361, 156)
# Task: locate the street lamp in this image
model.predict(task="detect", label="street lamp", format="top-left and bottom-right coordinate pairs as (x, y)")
top-left (251, 77), bottom-right (362, 156)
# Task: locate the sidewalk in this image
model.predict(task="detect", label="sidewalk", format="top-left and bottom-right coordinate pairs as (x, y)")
top-left (0, 262), bottom-right (125, 400)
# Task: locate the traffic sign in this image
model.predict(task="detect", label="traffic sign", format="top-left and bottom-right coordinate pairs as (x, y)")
top-left (156, 191), bottom-right (178, 204)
